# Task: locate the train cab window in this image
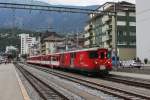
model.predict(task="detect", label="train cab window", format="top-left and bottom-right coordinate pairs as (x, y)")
top-left (100, 52), bottom-right (105, 59)
top-left (89, 51), bottom-right (98, 58)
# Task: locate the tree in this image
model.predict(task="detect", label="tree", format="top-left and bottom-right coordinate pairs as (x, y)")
top-left (21, 54), bottom-right (29, 60)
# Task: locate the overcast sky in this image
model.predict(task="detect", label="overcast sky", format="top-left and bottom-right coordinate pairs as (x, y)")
top-left (37, 0), bottom-right (135, 6)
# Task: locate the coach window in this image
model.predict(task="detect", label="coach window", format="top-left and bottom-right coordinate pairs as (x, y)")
top-left (100, 52), bottom-right (105, 59)
top-left (52, 57), bottom-right (56, 61)
top-left (89, 51), bottom-right (98, 58)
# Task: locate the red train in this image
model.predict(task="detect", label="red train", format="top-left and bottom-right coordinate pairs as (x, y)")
top-left (27, 48), bottom-right (112, 75)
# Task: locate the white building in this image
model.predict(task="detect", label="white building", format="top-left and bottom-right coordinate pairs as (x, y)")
top-left (20, 34), bottom-right (37, 55)
top-left (136, 0), bottom-right (150, 61)
top-left (5, 46), bottom-right (17, 53)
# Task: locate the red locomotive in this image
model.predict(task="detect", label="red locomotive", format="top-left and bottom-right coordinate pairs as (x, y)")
top-left (27, 48), bottom-right (112, 75)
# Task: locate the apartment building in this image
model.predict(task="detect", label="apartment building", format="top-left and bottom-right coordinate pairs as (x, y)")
top-left (41, 32), bottom-right (64, 54)
top-left (20, 34), bottom-right (37, 55)
top-left (84, 1), bottom-right (136, 60)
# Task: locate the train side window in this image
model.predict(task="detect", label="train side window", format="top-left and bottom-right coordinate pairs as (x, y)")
top-left (100, 52), bottom-right (105, 59)
top-left (52, 57), bottom-right (56, 61)
top-left (89, 51), bottom-right (98, 58)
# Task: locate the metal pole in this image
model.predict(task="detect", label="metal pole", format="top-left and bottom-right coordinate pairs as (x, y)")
top-left (112, 2), bottom-right (118, 68)
top-left (77, 32), bottom-right (79, 49)
top-left (114, 2), bottom-right (118, 67)
top-left (65, 35), bottom-right (68, 51)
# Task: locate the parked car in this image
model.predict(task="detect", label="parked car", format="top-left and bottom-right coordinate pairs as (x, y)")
top-left (130, 60), bottom-right (144, 68)
top-left (121, 60), bottom-right (143, 68)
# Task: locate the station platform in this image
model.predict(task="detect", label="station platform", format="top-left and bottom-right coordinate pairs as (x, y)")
top-left (110, 71), bottom-right (150, 80)
top-left (0, 63), bottom-right (30, 100)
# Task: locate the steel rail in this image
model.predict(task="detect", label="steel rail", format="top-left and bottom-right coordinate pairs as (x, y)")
top-left (14, 63), bottom-right (69, 100)
top-left (103, 75), bottom-right (150, 89)
top-left (24, 63), bottom-right (150, 100)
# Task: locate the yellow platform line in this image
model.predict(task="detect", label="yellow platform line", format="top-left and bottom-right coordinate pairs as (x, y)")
top-left (14, 64), bottom-right (31, 100)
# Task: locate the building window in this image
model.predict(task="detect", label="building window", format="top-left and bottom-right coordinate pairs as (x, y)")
top-left (129, 12), bottom-right (135, 17)
top-left (129, 22), bottom-right (136, 26)
top-left (130, 32), bottom-right (136, 36)
top-left (118, 31), bottom-right (122, 36)
top-left (118, 41), bottom-right (126, 45)
top-left (118, 31), bottom-right (126, 36)
top-left (123, 32), bottom-right (127, 36)
top-left (117, 12), bottom-right (126, 16)
top-left (117, 21), bottom-right (126, 26)
top-left (130, 42), bottom-right (136, 46)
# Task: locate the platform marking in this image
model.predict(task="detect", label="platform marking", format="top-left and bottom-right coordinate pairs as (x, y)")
top-left (14, 65), bottom-right (31, 100)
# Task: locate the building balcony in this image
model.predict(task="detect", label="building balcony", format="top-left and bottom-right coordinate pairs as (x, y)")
top-left (102, 35), bottom-right (112, 42)
top-left (102, 25), bottom-right (112, 33)
top-left (84, 24), bottom-right (93, 31)
top-left (84, 40), bottom-right (90, 46)
top-left (84, 33), bottom-right (90, 38)
top-left (102, 15), bottom-right (112, 24)
top-left (104, 42), bottom-right (110, 48)
top-left (102, 36), bottom-right (109, 42)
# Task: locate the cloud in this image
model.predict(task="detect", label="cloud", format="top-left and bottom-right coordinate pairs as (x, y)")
top-left (37, 0), bottom-right (135, 6)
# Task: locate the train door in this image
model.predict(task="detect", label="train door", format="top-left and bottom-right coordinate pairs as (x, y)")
top-left (70, 52), bottom-right (76, 68)
top-left (60, 54), bottom-right (64, 66)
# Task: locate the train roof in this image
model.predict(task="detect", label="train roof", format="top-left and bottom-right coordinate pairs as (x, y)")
top-left (29, 47), bottom-right (108, 58)
top-left (52, 47), bottom-right (107, 55)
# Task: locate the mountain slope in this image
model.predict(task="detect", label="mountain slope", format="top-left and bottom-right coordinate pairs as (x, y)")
top-left (0, 0), bottom-right (98, 33)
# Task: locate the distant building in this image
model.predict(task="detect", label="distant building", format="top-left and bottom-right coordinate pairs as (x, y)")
top-left (72, 33), bottom-right (85, 49)
top-left (41, 32), bottom-right (64, 54)
top-left (84, 1), bottom-right (136, 60)
top-left (20, 34), bottom-right (37, 55)
top-left (5, 46), bottom-right (17, 53)
top-left (136, 0), bottom-right (150, 61)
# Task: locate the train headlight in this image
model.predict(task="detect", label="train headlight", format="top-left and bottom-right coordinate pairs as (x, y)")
top-left (94, 61), bottom-right (98, 64)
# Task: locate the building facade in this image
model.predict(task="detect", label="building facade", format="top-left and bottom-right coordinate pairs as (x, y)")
top-left (136, 0), bottom-right (150, 61)
top-left (20, 34), bottom-right (37, 55)
top-left (41, 32), bottom-right (64, 54)
top-left (84, 1), bottom-right (136, 60)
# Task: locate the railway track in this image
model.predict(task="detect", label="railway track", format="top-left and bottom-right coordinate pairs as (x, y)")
top-left (103, 75), bottom-right (150, 89)
top-left (14, 63), bottom-right (69, 100)
top-left (22, 63), bottom-right (150, 100)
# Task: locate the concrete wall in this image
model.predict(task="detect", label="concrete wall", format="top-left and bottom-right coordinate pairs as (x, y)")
top-left (136, 0), bottom-right (150, 61)
top-left (119, 48), bottom-right (136, 60)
